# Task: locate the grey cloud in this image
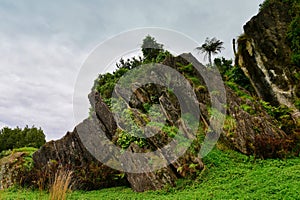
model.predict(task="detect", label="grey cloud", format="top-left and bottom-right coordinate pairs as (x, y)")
top-left (0, 33), bottom-right (84, 140)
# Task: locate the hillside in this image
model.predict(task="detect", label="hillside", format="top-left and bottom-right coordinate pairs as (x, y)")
top-left (1, 149), bottom-right (300, 199)
top-left (0, 0), bottom-right (300, 198)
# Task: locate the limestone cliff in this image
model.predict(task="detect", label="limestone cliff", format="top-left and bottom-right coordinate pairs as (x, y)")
top-left (236, 0), bottom-right (300, 111)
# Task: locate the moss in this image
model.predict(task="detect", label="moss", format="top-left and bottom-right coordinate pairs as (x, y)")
top-left (223, 116), bottom-right (237, 137)
top-left (178, 63), bottom-right (194, 73)
top-left (240, 104), bottom-right (256, 115)
top-left (226, 82), bottom-right (254, 101)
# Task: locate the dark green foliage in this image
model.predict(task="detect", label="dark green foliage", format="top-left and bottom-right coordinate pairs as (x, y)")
top-left (214, 57), bottom-right (253, 92)
top-left (259, 0), bottom-right (272, 11)
top-left (93, 35), bottom-right (170, 101)
top-left (93, 57), bottom-right (142, 100)
top-left (141, 35), bottom-right (164, 62)
top-left (116, 57), bottom-right (143, 70)
top-left (260, 100), bottom-right (296, 133)
top-left (0, 126), bottom-right (46, 153)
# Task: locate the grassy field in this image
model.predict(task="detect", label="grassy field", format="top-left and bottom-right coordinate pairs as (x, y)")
top-left (1, 148), bottom-right (300, 199)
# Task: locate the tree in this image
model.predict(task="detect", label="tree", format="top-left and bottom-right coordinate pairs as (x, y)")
top-left (196, 37), bottom-right (224, 66)
top-left (0, 126), bottom-right (46, 152)
top-left (141, 35), bottom-right (164, 61)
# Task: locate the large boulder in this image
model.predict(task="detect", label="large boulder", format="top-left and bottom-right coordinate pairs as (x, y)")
top-left (32, 122), bottom-right (128, 190)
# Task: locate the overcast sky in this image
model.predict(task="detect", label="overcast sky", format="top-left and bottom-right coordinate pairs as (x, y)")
top-left (0, 0), bottom-right (264, 141)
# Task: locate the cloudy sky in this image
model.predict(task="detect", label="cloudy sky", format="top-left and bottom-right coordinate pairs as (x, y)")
top-left (0, 0), bottom-right (264, 141)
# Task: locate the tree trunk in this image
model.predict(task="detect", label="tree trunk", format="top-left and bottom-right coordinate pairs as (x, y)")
top-left (208, 52), bottom-right (212, 67)
top-left (232, 38), bottom-right (237, 55)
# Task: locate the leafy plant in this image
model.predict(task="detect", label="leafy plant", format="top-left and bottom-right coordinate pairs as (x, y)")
top-left (240, 104), bottom-right (256, 115)
top-left (226, 81), bottom-right (254, 100)
top-left (141, 35), bottom-right (164, 62)
top-left (214, 57), bottom-right (253, 93)
top-left (260, 100), bottom-right (296, 133)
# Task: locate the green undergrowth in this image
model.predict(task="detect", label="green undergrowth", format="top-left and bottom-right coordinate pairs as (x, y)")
top-left (1, 148), bottom-right (300, 199)
top-left (0, 147), bottom-right (38, 185)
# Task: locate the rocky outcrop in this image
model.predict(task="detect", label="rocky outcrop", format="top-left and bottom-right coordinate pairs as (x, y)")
top-left (125, 143), bottom-right (177, 192)
top-left (30, 49), bottom-right (299, 192)
top-left (223, 85), bottom-right (287, 155)
top-left (0, 152), bottom-right (28, 189)
top-left (32, 122), bottom-right (128, 190)
top-left (237, 0), bottom-right (300, 109)
top-left (31, 4), bottom-right (300, 188)
top-left (179, 53), bottom-right (292, 156)
top-left (32, 90), bottom-right (189, 192)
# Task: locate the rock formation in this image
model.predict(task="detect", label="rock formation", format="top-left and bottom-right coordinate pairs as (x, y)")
top-left (32, 52), bottom-right (295, 191)
top-left (0, 152), bottom-right (28, 189)
top-left (7, 0), bottom-right (299, 192)
top-left (236, 0), bottom-right (300, 110)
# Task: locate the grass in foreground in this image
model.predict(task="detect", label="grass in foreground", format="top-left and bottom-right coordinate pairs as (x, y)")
top-left (1, 148), bottom-right (300, 199)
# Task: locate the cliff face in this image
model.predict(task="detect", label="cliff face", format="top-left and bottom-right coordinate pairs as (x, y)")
top-left (237, 1), bottom-right (300, 109)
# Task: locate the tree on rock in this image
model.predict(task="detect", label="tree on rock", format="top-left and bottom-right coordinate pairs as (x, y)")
top-left (141, 35), bottom-right (164, 61)
top-left (196, 37), bottom-right (224, 66)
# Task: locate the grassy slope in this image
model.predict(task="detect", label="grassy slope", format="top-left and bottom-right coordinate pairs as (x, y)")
top-left (1, 148), bottom-right (300, 199)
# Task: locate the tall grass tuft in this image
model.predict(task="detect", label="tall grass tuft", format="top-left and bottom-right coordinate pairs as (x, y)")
top-left (49, 168), bottom-right (73, 200)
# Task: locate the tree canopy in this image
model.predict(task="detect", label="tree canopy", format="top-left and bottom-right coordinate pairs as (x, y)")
top-left (196, 37), bottom-right (224, 66)
top-left (141, 35), bottom-right (164, 61)
top-left (0, 125), bottom-right (46, 152)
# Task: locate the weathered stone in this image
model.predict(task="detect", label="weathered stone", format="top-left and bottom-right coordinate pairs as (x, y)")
top-left (223, 86), bottom-right (287, 155)
top-left (32, 122), bottom-right (128, 190)
top-left (237, 1), bottom-right (299, 109)
top-left (0, 152), bottom-right (28, 189)
top-left (171, 53), bottom-right (292, 157)
top-left (124, 143), bottom-right (177, 192)
top-left (88, 91), bottom-right (117, 140)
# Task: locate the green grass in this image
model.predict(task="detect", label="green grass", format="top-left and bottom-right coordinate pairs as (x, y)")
top-left (1, 148), bottom-right (300, 199)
